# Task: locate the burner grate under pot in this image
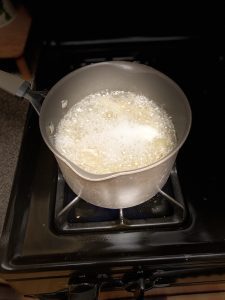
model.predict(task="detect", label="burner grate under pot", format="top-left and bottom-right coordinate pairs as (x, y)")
top-left (54, 166), bottom-right (187, 233)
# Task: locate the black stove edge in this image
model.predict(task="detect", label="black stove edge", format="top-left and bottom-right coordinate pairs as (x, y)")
top-left (2, 252), bottom-right (225, 273)
top-left (0, 108), bottom-right (39, 272)
top-left (53, 36), bottom-right (192, 46)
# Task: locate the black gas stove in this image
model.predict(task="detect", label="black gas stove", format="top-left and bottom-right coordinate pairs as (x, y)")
top-left (54, 166), bottom-right (186, 233)
top-left (1, 36), bottom-right (225, 299)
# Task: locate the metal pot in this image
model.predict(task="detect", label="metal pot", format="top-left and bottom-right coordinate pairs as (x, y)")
top-left (0, 61), bottom-right (191, 208)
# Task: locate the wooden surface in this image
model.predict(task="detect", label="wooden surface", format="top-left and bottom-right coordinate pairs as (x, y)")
top-left (0, 6), bottom-right (31, 58)
top-left (2, 283), bottom-right (225, 299)
top-left (2, 272), bottom-right (225, 299)
top-left (0, 284), bottom-right (38, 300)
top-left (99, 282), bottom-right (225, 299)
top-left (0, 6), bottom-right (32, 79)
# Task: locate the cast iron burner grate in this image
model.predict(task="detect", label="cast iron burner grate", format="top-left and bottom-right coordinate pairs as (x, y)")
top-left (54, 166), bottom-right (187, 233)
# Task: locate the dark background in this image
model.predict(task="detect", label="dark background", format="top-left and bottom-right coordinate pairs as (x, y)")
top-left (10, 1), bottom-right (225, 41)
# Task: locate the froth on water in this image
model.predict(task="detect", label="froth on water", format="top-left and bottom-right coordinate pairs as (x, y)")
top-left (54, 91), bottom-right (177, 174)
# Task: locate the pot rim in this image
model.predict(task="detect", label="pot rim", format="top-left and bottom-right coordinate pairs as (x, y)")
top-left (39, 61), bottom-right (192, 182)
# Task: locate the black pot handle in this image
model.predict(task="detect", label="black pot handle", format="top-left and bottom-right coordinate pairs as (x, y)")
top-left (69, 283), bottom-right (100, 300)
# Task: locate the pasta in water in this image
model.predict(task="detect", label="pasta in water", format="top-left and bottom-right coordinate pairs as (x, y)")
top-left (54, 91), bottom-right (176, 174)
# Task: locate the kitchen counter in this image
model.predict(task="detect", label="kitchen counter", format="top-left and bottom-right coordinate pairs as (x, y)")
top-left (0, 88), bottom-right (28, 237)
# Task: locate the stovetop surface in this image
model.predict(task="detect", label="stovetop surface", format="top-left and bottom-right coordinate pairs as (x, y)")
top-left (54, 167), bottom-right (186, 233)
top-left (1, 36), bottom-right (225, 273)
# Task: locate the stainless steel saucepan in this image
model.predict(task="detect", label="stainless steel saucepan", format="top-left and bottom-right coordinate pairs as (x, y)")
top-left (0, 61), bottom-right (192, 208)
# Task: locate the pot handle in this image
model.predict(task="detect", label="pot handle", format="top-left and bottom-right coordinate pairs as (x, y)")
top-left (0, 70), bottom-right (42, 115)
top-left (0, 69), bottom-right (25, 95)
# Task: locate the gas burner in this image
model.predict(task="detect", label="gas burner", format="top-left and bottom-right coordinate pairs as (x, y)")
top-left (54, 166), bottom-right (187, 233)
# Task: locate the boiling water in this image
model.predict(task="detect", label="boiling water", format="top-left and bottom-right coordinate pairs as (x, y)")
top-left (54, 91), bottom-right (177, 174)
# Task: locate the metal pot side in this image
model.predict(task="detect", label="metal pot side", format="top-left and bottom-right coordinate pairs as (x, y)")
top-left (39, 61), bottom-right (192, 208)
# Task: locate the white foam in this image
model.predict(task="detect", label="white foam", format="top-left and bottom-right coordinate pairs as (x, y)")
top-left (54, 91), bottom-right (176, 174)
